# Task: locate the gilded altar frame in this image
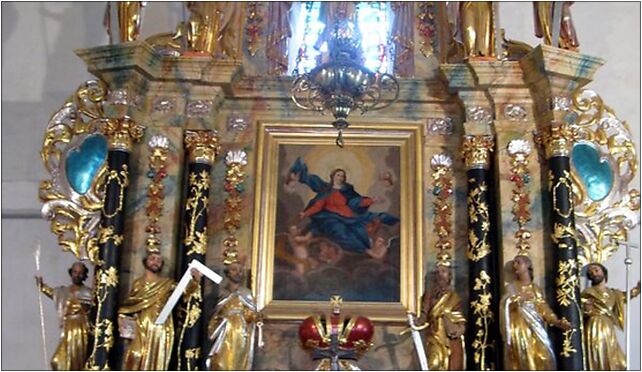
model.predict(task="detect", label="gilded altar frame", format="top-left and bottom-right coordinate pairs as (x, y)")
top-left (251, 121), bottom-right (424, 322)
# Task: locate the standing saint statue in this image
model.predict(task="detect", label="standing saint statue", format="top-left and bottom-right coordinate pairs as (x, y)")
top-left (206, 261), bottom-right (262, 370)
top-left (581, 263), bottom-right (641, 370)
top-left (184, 2), bottom-right (243, 59)
top-left (533, 2), bottom-right (579, 50)
top-left (500, 255), bottom-right (571, 370)
top-left (36, 262), bottom-right (93, 370)
top-left (457, 2), bottom-right (495, 58)
top-left (118, 250), bottom-right (198, 370)
top-left (413, 265), bottom-right (466, 370)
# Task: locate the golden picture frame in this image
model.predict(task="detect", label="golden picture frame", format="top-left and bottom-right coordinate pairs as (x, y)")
top-left (251, 121), bottom-right (424, 322)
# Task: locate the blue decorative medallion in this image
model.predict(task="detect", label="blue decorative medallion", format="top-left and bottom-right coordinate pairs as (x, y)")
top-left (65, 135), bottom-right (108, 194)
top-left (572, 143), bottom-right (613, 201)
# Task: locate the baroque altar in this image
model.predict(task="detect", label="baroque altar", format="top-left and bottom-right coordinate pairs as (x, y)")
top-left (37, 2), bottom-right (639, 370)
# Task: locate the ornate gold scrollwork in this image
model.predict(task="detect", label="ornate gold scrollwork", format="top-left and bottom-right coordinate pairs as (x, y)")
top-left (467, 182), bottom-right (491, 262)
top-left (562, 89), bottom-right (639, 265)
top-left (223, 150), bottom-right (248, 265)
top-left (184, 170), bottom-right (211, 256)
top-left (462, 135), bottom-right (494, 170)
top-left (184, 130), bottom-right (221, 165)
top-left (100, 117), bottom-right (145, 152)
top-left (555, 259), bottom-right (579, 307)
top-left (39, 80), bottom-right (117, 264)
top-left (101, 165), bottom-right (130, 218)
top-left (177, 285), bottom-right (203, 371)
top-left (85, 266), bottom-right (119, 369)
top-left (470, 270), bottom-right (494, 369)
top-left (560, 328), bottom-right (578, 357)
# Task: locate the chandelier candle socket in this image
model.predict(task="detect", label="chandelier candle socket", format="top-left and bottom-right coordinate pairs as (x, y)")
top-left (507, 139), bottom-right (533, 256)
top-left (223, 150), bottom-right (248, 265)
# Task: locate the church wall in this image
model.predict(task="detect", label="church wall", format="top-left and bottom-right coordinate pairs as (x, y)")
top-left (1, 2), bottom-right (639, 370)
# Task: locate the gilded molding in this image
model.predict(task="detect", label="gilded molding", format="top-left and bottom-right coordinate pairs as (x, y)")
top-left (507, 139), bottom-right (532, 255)
top-left (100, 118), bottom-right (145, 152)
top-left (184, 130), bottom-right (221, 165)
top-left (223, 150), bottom-right (248, 265)
top-left (430, 154), bottom-right (454, 266)
top-left (462, 135), bottom-right (494, 170)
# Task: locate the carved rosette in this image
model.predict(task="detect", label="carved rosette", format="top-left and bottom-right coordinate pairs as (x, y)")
top-left (430, 154), bottom-right (454, 266)
top-left (462, 135), bottom-right (494, 170)
top-left (223, 150), bottom-right (248, 265)
top-left (507, 139), bottom-right (533, 256)
top-left (184, 129), bottom-right (221, 165)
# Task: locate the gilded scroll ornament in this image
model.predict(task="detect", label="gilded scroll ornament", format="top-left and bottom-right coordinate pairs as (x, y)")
top-left (85, 267), bottom-right (119, 369)
top-left (101, 165), bottom-right (129, 218)
top-left (507, 139), bottom-right (533, 255)
top-left (467, 182), bottom-right (491, 262)
top-left (184, 170), bottom-right (211, 256)
top-left (430, 154), bottom-right (454, 266)
top-left (550, 169), bottom-right (574, 219)
top-left (184, 129), bottom-right (221, 165)
top-left (470, 270), bottom-right (493, 369)
top-left (144, 136), bottom-right (170, 252)
top-left (462, 135), bottom-right (494, 170)
top-left (556, 259), bottom-right (579, 307)
top-left (561, 89), bottom-right (640, 265)
top-left (39, 80), bottom-right (120, 263)
top-left (223, 150), bottom-right (248, 265)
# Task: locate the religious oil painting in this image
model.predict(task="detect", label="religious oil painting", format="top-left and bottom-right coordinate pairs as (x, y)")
top-left (252, 122), bottom-right (424, 321)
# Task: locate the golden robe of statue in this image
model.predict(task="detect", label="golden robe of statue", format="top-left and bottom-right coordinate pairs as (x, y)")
top-left (205, 286), bottom-right (259, 370)
top-left (500, 282), bottom-right (559, 370)
top-left (40, 284), bottom-right (92, 370)
top-left (118, 2), bottom-right (144, 42)
top-left (533, 2), bottom-right (579, 50)
top-left (582, 286), bottom-right (627, 370)
top-left (459, 2), bottom-right (495, 58)
top-left (118, 277), bottom-right (176, 370)
top-left (185, 2), bottom-right (243, 58)
top-left (422, 290), bottom-right (466, 370)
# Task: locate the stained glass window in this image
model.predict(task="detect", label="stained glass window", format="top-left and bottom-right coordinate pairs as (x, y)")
top-left (288, 2), bottom-right (394, 75)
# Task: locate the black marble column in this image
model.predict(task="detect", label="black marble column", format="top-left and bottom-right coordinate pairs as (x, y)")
top-left (175, 130), bottom-right (220, 370)
top-left (463, 135), bottom-right (500, 371)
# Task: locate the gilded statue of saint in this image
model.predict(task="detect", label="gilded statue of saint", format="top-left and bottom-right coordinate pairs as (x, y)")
top-left (206, 262), bottom-right (261, 370)
top-left (458, 2), bottom-right (495, 58)
top-left (35, 262), bottom-right (93, 371)
top-left (500, 255), bottom-right (571, 370)
top-left (184, 2), bottom-right (243, 59)
top-left (118, 2), bottom-right (144, 42)
top-left (118, 251), bottom-right (196, 370)
top-left (533, 2), bottom-right (579, 50)
top-left (415, 265), bottom-right (466, 370)
top-left (582, 263), bottom-right (641, 370)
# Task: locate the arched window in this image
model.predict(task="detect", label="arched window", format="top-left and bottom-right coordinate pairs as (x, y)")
top-left (288, 2), bottom-right (394, 76)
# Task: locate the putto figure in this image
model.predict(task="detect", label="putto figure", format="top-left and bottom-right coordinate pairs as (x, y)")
top-left (414, 265), bottom-right (466, 370)
top-left (206, 261), bottom-right (261, 370)
top-left (118, 250), bottom-right (197, 370)
top-left (581, 262), bottom-right (641, 370)
top-left (500, 255), bottom-right (571, 370)
top-left (35, 262), bottom-right (93, 371)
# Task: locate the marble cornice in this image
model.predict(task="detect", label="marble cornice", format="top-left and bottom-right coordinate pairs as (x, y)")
top-left (440, 60), bottom-right (527, 90)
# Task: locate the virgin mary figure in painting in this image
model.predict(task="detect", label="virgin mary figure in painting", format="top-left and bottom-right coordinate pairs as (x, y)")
top-left (287, 157), bottom-right (399, 255)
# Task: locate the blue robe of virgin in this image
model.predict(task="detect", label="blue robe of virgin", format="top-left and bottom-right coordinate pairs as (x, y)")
top-left (289, 157), bottom-right (399, 253)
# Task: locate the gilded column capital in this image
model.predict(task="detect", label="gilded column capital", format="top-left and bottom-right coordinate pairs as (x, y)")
top-left (184, 130), bottom-right (221, 165)
top-left (100, 118), bottom-right (145, 152)
top-left (536, 122), bottom-right (577, 158)
top-left (462, 135), bottom-right (495, 170)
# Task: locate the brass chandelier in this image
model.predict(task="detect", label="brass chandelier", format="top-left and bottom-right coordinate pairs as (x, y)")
top-left (290, 20), bottom-right (400, 147)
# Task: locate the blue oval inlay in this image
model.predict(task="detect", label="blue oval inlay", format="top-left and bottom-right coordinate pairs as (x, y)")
top-left (572, 143), bottom-right (613, 201)
top-left (65, 135), bottom-right (108, 194)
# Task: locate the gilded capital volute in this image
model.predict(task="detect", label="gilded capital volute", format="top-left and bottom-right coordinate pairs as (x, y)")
top-left (462, 135), bottom-right (495, 170)
top-left (184, 130), bottom-right (221, 165)
top-left (100, 117), bottom-right (145, 152)
top-left (537, 122), bottom-right (576, 158)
